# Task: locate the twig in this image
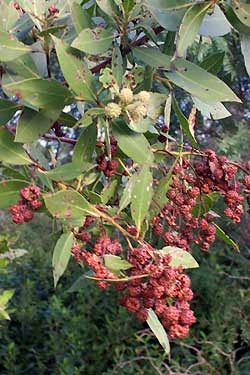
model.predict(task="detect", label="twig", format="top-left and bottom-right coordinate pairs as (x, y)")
top-left (83, 273), bottom-right (149, 282)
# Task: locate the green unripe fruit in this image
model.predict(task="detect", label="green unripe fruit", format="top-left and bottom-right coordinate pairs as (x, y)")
top-left (105, 103), bottom-right (122, 118)
top-left (127, 102), bottom-right (147, 121)
top-left (137, 91), bottom-right (150, 103)
top-left (119, 87), bottom-right (134, 104)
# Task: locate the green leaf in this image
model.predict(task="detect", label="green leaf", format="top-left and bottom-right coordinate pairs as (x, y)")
top-left (99, 67), bottom-right (119, 94)
top-left (192, 97), bottom-right (231, 120)
top-left (143, 0), bottom-right (190, 31)
top-left (37, 25), bottom-right (67, 37)
top-left (76, 108), bottom-right (105, 128)
top-left (164, 93), bottom-right (172, 126)
top-left (143, 0), bottom-right (193, 12)
top-left (0, 100), bottom-right (21, 125)
top-left (150, 171), bottom-right (173, 218)
top-left (71, 2), bottom-right (92, 33)
top-left (0, 128), bottom-right (32, 165)
top-left (240, 33), bottom-right (250, 76)
top-left (0, 0), bottom-right (19, 32)
top-left (0, 31), bottom-right (30, 61)
top-left (44, 190), bottom-right (100, 225)
top-left (0, 289), bottom-right (14, 307)
top-left (199, 52), bottom-right (225, 75)
top-left (176, 2), bottom-right (210, 57)
top-left (119, 173), bottom-right (138, 213)
top-left (1, 167), bottom-right (26, 180)
top-left (112, 45), bottom-right (123, 87)
top-left (134, 47), bottom-right (241, 104)
top-left (214, 223), bottom-right (239, 252)
top-left (146, 308), bottom-right (170, 354)
top-left (127, 117), bottom-right (152, 133)
top-left (0, 179), bottom-right (29, 208)
top-left (0, 309), bottom-right (11, 320)
top-left (224, 4), bottom-right (250, 33)
top-left (52, 36), bottom-right (96, 101)
top-left (200, 4), bottom-right (231, 37)
top-left (96, 0), bottom-right (120, 18)
top-left (172, 97), bottom-right (198, 148)
top-left (28, 143), bottom-right (50, 170)
top-left (131, 167), bottom-right (153, 233)
top-left (160, 246), bottom-right (199, 268)
top-left (5, 52), bottom-right (40, 79)
top-left (71, 27), bottom-right (114, 55)
top-left (52, 232), bottom-right (74, 287)
top-left (43, 163), bottom-right (85, 181)
top-left (134, 46), bottom-right (171, 70)
top-left (72, 125), bottom-right (97, 164)
top-left (68, 275), bottom-right (85, 292)
top-left (232, 0), bottom-right (250, 27)
top-left (58, 112), bottom-right (78, 127)
top-left (2, 78), bottom-right (73, 110)
top-left (104, 255), bottom-right (132, 272)
top-left (102, 180), bottom-right (118, 204)
top-left (15, 108), bottom-right (61, 144)
top-left (0, 258), bottom-right (9, 269)
top-left (0, 235), bottom-right (9, 254)
top-left (112, 119), bottom-right (154, 165)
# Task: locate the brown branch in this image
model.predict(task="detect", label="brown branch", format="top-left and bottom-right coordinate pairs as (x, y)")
top-left (42, 133), bottom-right (77, 144)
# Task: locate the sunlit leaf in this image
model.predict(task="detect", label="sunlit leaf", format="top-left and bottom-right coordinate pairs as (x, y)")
top-left (0, 179), bottom-right (29, 208)
top-left (104, 255), bottom-right (132, 272)
top-left (0, 128), bottom-right (32, 165)
top-left (172, 97), bottom-right (198, 148)
top-left (72, 125), bottom-right (97, 164)
top-left (131, 167), bottom-right (153, 233)
top-left (176, 2), bottom-right (210, 57)
top-left (15, 108), bottom-right (61, 143)
top-left (160, 246), bottom-right (199, 268)
top-left (52, 231), bottom-right (74, 287)
top-left (71, 27), bottom-right (114, 55)
top-left (146, 308), bottom-right (170, 354)
top-left (2, 77), bottom-right (73, 110)
top-left (112, 119), bottom-right (154, 165)
top-left (44, 190), bottom-right (100, 225)
top-left (214, 223), bottom-right (240, 252)
top-left (240, 33), bottom-right (250, 76)
top-left (71, 2), bottom-right (92, 33)
top-left (232, 0), bottom-right (250, 27)
top-left (134, 47), bottom-right (241, 104)
top-left (52, 36), bottom-right (96, 101)
top-left (0, 30), bottom-right (30, 61)
top-left (43, 163), bottom-right (85, 181)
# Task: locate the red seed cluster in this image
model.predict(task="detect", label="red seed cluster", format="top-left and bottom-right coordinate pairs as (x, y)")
top-left (118, 244), bottom-right (195, 339)
top-left (153, 152), bottom-right (249, 252)
top-left (71, 231), bottom-right (196, 339)
top-left (96, 136), bottom-right (119, 177)
top-left (158, 125), bottom-right (170, 143)
top-left (48, 4), bottom-right (59, 16)
top-left (9, 185), bottom-right (42, 224)
top-left (71, 232), bottom-right (123, 289)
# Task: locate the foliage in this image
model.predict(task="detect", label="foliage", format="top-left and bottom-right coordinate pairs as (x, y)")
top-left (0, 0), bottom-right (250, 353)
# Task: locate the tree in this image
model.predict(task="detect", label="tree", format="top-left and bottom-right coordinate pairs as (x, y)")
top-left (0, 0), bottom-right (250, 352)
